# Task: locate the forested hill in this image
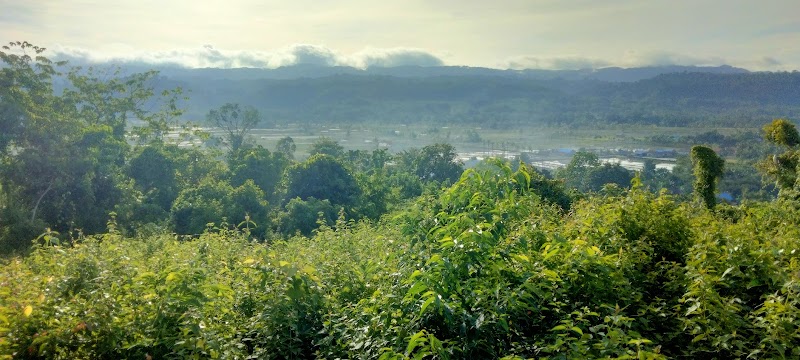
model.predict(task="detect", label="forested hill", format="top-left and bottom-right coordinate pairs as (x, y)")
top-left (144, 68), bottom-right (800, 127)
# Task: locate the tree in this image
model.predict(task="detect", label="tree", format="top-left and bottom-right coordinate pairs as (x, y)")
top-left (413, 143), bottom-right (463, 183)
top-left (128, 145), bottom-right (179, 212)
top-left (228, 145), bottom-right (289, 203)
top-left (586, 163), bottom-right (633, 192)
top-left (283, 154), bottom-right (361, 208)
top-left (557, 150), bottom-right (600, 191)
top-left (275, 197), bottom-right (336, 236)
top-left (759, 118), bottom-right (800, 200)
top-left (763, 118), bottom-right (800, 147)
top-left (275, 136), bottom-right (297, 160)
top-left (0, 42), bottom-right (185, 250)
top-left (171, 178), bottom-right (267, 235)
top-left (690, 145), bottom-right (725, 209)
top-left (309, 137), bottom-right (345, 158)
top-left (206, 103), bottom-right (260, 152)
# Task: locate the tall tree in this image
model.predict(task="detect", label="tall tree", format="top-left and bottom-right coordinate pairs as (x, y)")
top-left (759, 118), bottom-right (800, 200)
top-left (557, 150), bottom-right (600, 191)
top-left (413, 143), bottom-right (463, 184)
top-left (228, 145), bottom-right (289, 203)
top-left (206, 103), bottom-right (260, 152)
top-left (275, 136), bottom-right (297, 160)
top-left (1, 42), bottom-right (185, 250)
top-left (690, 145), bottom-right (725, 209)
top-left (309, 137), bottom-right (345, 158)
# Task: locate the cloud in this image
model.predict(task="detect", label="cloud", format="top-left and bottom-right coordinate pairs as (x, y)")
top-left (504, 55), bottom-right (612, 70)
top-left (349, 48), bottom-right (445, 68)
top-left (619, 51), bottom-right (727, 67)
top-left (502, 51), bottom-right (733, 70)
top-left (50, 44), bottom-right (444, 69)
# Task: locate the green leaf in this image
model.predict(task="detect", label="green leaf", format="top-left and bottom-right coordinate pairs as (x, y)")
top-left (420, 295), bottom-right (436, 316)
top-left (570, 326), bottom-right (583, 336)
top-left (512, 254), bottom-right (529, 262)
top-left (406, 330), bottom-right (427, 355)
top-left (407, 282), bottom-right (427, 297)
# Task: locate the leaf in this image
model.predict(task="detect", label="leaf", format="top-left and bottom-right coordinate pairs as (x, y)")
top-left (424, 254), bottom-right (444, 266)
top-left (405, 330), bottom-right (427, 355)
top-left (420, 296), bottom-right (436, 316)
top-left (720, 266), bottom-right (734, 279)
top-left (438, 236), bottom-right (454, 248)
top-left (544, 248), bottom-right (560, 261)
top-left (165, 272), bottom-right (178, 283)
top-left (302, 264), bottom-right (317, 275)
top-left (410, 270), bottom-right (423, 279)
top-left (570, 326), bottom-right (583, 336)
top-left (243, 258), bottom-right (256, 265)
top-left (685, 302), bottom-right (701, 316)
top-left (23, 305), bottom-right (33, 317)
top-left (475, 313), bottom-right (485, 329)
top-left (542, 269), bottom-right (559, 280)
top-left (407, 282), bottom-right (427, 297)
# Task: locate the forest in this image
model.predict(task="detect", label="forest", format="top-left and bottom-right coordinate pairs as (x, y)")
top-left (140, 65), bottom-right (800, 128)
top-left (2, 41), bottom-right (800, 359)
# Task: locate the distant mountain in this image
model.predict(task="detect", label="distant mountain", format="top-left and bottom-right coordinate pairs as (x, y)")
top-left (139, 68), bottom-right (799, 128)
top-left (98, 61), bottom-right (749, 82)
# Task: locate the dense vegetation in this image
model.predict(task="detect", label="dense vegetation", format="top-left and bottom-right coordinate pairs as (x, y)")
top-left (3, 160), bottom-right (800, 359)
top-left (146, 67), bottom-right (800, 128)
top-left (3, 42), bottom-right (800, 358)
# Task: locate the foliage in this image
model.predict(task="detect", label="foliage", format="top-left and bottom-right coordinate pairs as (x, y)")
top-left (308, 137), bottom-right (345, 158)
top-left (4, 43), bottom-right (800, 358)
top-left (228, 145), bottom-right (289, 204)
top-left (274, 197), bottom-right (337, 236)
top-left (690, 145), bottom-right (725, 209)
top-left (3, 159), bottom-right (800, 358)
top-left (206, 103), bottom-right (261, 152)
top-left (0, 42), bottom-right (185, 252)
top-left (759, 118), bottom-right (800, 201)
top-left (275, 136), bottom-right (297, 160)
top-left (557, 150), bottom-right (634, 193)
top-left (411, 143), bottom-right (463, 184)
top-left (763, 118), bottom-right (800, 147)
top-left (171, 178), bottom-right (267, 235)
top-left (283, 154), bottom-right (361, 208)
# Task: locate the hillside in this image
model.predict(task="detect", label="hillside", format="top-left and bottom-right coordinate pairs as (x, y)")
top-left (135, 67), bottom-right (800, 127)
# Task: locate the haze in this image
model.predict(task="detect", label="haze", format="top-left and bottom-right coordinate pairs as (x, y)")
top-left (3, 0), bottom-right (799, 70)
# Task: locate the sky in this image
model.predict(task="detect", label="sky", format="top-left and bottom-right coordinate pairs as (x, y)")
top-left (2, 0), bottom-right (800, 70)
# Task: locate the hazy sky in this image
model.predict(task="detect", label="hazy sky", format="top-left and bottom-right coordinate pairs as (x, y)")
top-left (3, 0), bottom-right (799, 70)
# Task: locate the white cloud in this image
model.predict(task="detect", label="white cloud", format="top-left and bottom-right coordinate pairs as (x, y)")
top-left (619, 51), bottom-right (727, 68)
top-left (50, 44), bottom-right (445, 69)
top-left (347, 48), bottom-right (444, 68)
top-left (504, 55), bottom-right (612, 70)
top-left (501, 51), bottom-right (788, 70)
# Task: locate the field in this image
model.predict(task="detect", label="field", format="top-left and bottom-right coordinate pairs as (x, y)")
top-left (244, 124), bottom-right (750, 154)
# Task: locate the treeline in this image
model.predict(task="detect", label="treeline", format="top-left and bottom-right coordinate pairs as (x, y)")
top-left (157, 69), bottom-right (800, 128)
